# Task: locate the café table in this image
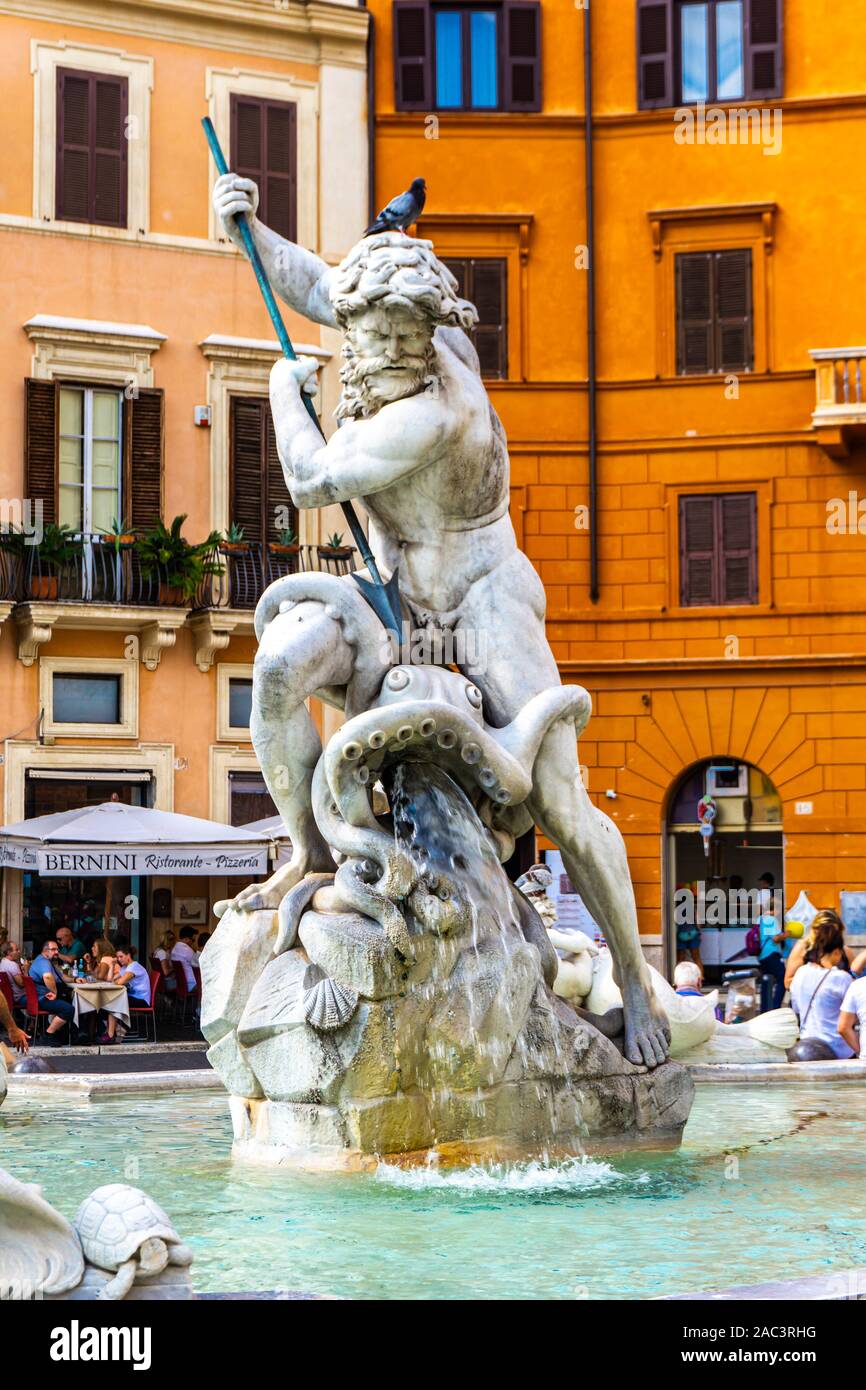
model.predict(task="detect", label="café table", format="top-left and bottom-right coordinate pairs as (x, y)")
top-left (71, 979), bottom-right (130, 1031)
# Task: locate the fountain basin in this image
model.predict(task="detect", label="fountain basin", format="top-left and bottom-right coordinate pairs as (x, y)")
top-left (2, 1082), bottom-right (864, 1300)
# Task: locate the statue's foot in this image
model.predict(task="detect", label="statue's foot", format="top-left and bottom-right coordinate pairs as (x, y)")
top-left (621, 973), bottom-right (671, 1069)
top-left (213, 855), bottom-right (329, 918)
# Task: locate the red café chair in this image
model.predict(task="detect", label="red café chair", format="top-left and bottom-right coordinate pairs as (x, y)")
top-left (128, 969), bottom-right (161, 1044)
top-left (0, 973), bottom-right (14, 1011)
top-left (172, 962), bottom-right (196, 1024)
top-left (22, 975), bottom-right (51, 1039)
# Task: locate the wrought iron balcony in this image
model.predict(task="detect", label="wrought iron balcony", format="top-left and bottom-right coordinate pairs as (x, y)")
top-left (14, 534), bottom-right (190, 606)
top-left (809, 347), bottom-right (866, 458)
top-left (8, 535), bottom-right (357, 610)
top-left (194, 541), bottom-right (357, 611)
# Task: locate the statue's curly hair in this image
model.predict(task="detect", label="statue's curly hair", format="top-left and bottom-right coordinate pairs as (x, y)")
top-left (330, 232), bottom-right (478, 330)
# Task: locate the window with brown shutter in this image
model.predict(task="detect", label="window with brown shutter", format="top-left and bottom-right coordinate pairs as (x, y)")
top-left (25, 379), bottom-right (58, 525)
top-left (25, 380), bottom-right (162, 531)
top-left (745, 0), bottom-right (783, 99)
top-left (56, 69), bottom-right (128, 227)
top-left (637, 0), bottom-right (782, 108)
top-left (123, 389), bottom-right (164, 530)
top-left (230, 95), bottom-right (297, 241)
top-left (679, 492), bottom-right (758, 606)
top-left (676, 249), bottom-right (752, 375)
top-left (394, 1), bottom-right (433, 110)
top-left (637, 0), bottom-right (674, 108)
top-left (394, 2), bottom-right (541, 112)
top-left (229, 396), bottom-right (296, 545)
top-left (442, 258), bottom-right (508, 378)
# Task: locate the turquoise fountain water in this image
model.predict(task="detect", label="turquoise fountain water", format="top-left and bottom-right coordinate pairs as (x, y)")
top-left (3, 1083), bottom-right (864, 1299)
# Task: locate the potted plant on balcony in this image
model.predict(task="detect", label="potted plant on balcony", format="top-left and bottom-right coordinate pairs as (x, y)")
top-left (268, 525), bottom-right (300, 558)
top-left (317, 531), bottom-right (354, 563)
top-left (220, 522), bottom-right (250, 556)
top-left (135, 514), bottom-right (223, 604)
top-left (30, 524), bottom-right (84, 600)
top-left (99, 515), bottom-right (137, 557)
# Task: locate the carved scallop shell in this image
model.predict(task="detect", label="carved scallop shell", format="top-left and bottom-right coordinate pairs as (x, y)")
top-left (302, 977), bottom-right (358, 1032)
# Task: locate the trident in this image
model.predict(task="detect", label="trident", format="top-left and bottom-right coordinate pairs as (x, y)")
top-left (202, 118), bottom-right (402, 638)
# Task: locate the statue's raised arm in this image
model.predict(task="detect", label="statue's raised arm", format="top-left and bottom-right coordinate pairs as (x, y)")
top-left (213, 172), bottom-right (337, 329)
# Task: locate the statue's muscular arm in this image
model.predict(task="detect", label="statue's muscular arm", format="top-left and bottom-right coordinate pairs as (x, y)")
top-left (269, 359), bottom-right (451, 508)
top-left (213, 173), bottom-right (336, 327)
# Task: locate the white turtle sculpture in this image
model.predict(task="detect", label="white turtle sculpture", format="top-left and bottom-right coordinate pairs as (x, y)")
top-left (0, 1166), bottom-right (194, 1301)
top-left (74, 1185), bottom-right (194, 1300)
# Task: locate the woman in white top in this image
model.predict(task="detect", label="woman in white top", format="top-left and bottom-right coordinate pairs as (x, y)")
top-left (789, 912), bottom-right (855, 1060)
top-left (0, 941), bottom-right (26, 1003)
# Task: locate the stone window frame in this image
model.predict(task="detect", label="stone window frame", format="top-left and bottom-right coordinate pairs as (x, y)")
top-left (205, 66), bottom-right (319, 252)
top-left (209, 743), bottom-right (268, 825)
top-left (198, 334), bottom-right (330, 538)
top-left (217, 662), bottom-right (255, 743)
top-left (31, 38), bottom-right (153, 238)
top-left (39, 655), bottom-right (139, 739)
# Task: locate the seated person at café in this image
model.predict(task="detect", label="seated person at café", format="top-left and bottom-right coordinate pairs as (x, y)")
top-left (98, 942), bottom-right (151, 1045)
top-left (29, 939), bottom-right (82, 1047)
top-left (171, 926), bottom-right (199, 991)
top-left (789, 913), bottom-right (856, 1060)
top-left (84, 938), bottom-right (117, 981)
top-left (838, 971), bottom-right (866, 1058)
top-left (56, 925), bottom-right (86, 969)
top-left (0, 941), bottom-right (27, 1006)
top-left (153, 930), bottom-right (177, 991)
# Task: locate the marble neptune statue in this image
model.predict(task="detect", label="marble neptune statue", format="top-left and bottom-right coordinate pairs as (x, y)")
top-left (212, 173), bottom-right (670, 1070)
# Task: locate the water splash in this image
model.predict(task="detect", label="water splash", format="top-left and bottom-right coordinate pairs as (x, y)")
top-left (374, 1154), bottom-right (646, 1193)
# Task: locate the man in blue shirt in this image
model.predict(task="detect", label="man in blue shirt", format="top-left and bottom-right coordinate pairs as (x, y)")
top-left (29, 938), bottom-right (79, 1046)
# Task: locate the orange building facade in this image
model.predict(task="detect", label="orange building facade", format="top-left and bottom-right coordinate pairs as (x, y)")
top-left (368, 0), bottom-right (866, 969)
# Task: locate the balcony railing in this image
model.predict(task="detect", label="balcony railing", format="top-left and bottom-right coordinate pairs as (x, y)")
top-left (195, 541), bottom-right (357, 611)
top-left (810, 347), bottom-right (866, 456)
top-left (5, 534), bottom-right (357, 611)
top-left (0, 546), bottom-right (16, 602)
top-left (16, 534), bottom-right (189, 606)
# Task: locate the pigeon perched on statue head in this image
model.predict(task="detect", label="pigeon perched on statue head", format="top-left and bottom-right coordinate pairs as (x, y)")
top-left (364, 178), bottom-right (427, 236)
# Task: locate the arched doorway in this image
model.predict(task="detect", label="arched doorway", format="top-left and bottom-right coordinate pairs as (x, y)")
top-left (664, 759), bottom-right (784, 984)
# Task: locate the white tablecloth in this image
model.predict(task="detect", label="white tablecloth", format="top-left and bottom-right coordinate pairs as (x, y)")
top-left (72, 981), bottom-right (130, 1030)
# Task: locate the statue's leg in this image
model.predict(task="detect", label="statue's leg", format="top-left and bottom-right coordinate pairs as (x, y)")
top-left (216, 600), bottom-right (354, 915)
top-left (457, 555), bottom-right (670, 1068)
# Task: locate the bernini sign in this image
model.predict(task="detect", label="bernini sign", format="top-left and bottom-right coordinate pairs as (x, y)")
top-left (36, 847), bottom-right (268, 876)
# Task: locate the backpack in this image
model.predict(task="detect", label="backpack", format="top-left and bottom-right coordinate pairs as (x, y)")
top-left (745, 925), bottom-right (761, 957)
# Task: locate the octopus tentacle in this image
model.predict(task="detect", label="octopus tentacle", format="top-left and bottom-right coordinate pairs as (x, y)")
top-left (311, 761), bottom-right (417, 961)
top-left (490, 685), bottom-right (592, 774)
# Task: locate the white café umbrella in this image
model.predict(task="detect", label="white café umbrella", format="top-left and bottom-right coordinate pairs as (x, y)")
top-left (0, 800), bottom-right (273, 877)
top-left (240, 813), bottom-right (292, 866)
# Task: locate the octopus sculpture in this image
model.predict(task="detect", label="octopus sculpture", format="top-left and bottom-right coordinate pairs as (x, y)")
top-left (301, 662), bottom-right (591, 965)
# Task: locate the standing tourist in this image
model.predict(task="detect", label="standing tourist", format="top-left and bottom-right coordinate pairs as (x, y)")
top-left (789, 914), bottom-right (856, 1060)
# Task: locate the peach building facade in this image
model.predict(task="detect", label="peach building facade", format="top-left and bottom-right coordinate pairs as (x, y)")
top-left (0, 0), bottom-right (369, 952)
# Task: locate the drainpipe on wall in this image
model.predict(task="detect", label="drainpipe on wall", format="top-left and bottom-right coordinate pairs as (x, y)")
top-left (359, 1), bottom-right (377, 227)
top-left (584, 1), bottom-right (599, 603)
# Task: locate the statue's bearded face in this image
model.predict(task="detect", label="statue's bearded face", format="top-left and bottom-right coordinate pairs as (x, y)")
top-left (340, 305), bottom-right (434, 417)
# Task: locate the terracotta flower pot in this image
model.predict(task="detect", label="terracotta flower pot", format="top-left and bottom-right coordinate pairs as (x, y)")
top-left (30, 574), bottom-right (58, 600)
top-left (317, 546), bottom-right (354, 561)
top-left (158, 582), bottom-right (186, 605)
